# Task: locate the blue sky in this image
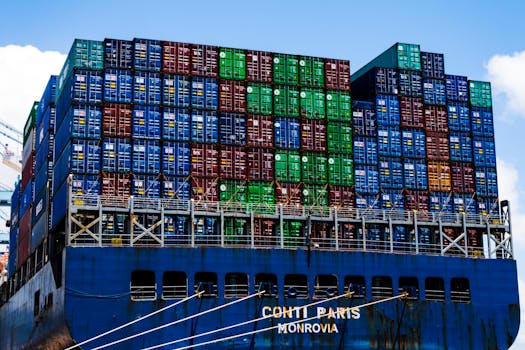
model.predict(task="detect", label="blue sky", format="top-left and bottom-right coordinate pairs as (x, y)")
top-left (1, 0), bottom-right (525, 347)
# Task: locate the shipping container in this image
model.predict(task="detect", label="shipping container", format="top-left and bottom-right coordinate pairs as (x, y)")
top-left (219, 145), bottom-right (247, 180)
top-left (473, 137), bottom-right (496, 167)
top-left (190, 177), bottom-right (218, 201)
top-left (327, 122), bottom-right (353, 154)
top-left (423, 79), bottom-right (446, 105)
top-left (253, 219), bottom-right (276, 240)
top-left (274, 85), bottom-right (299, 117)
top-left (191, 44), bottom-right (218, 77)
top-left (8, 226), bottom-right (17, 277)
top-left (450, 162), bottom-right (475, 193)
top-left (162, 41), bottom-right (191, 75)
top-left (452, 193), bottom-right (476, 213)
top-left (275, 182), bottom-right (302, 206)
top-left (327, 154), bottom-right (353, 186)
top-left (10, 181), bottom-right (20, 223)
top-left (162, 74), bottom-right (191, 107)
top-left (475, 167), bottom-right (498, 197)
top-left (273, 54), bottom-right (299, 85)
top-left (424, 105), bottom-right (448, 132)
top-left (301, 119), bottom-right (327, 151)
top-left (34, 162), bottom-right (51, 201)
top-left (133, 71), bottom-right (161, 105)
top-left (219, 80), bottom-right (246, 113)
top-left (133, 38), bottom-right (162, 72)
top-left (246, 115), bottom-right (273, 147)
top-left (54, 105), bottom-right (102, 154)
top-left (378, 157), bottom-right (403, 190)
top-left (426, 131), bottom-right (450, 160)
top-left (132, 139), bottom-right (160, 174)
top-left (401, 129), bottom-right (426, 158)
top-left (302, 184), bottom-right (328, 207)
top-left (380, 190), bottom-right (405, 210)
top-left (219, 180), bottom-right (247, 203)
top-left (301, 152), bottom-right (328, 184)
top-left (471, 107), bottom-right (494, 136)
top-left (21, 153), bottom-right (34, 193)
top-left (328, 185), bottom-right (354, 207)
top-left (324, 58), bottom-right (351, 91)
top-left (224, 218), bottom-right (248, 244)
top-left (247, 181), bottom-right (275, 207)
top-left (34, 132), bottom-right (53, 174)
top-left (377, 126), bottom-right (402, 157)
top-left (191, 110), bottom-right (218, 143)
top-left (132, 174), bottom-right (161, 198)
top-left (246, 83), bottom-right (273, 115)
top-left (274, 117), bottom-right (300, 149)
top-left (162, 141), bottom-right (191, 176)
top-left (275, 151), bottom-right (301, 182)
top-left (22, 127), bottom-right (35, 170)
top-left (18, 209), bottom-right (31, 267)
top-left (420, 52), bottom-right (445, 79)
top-left (162, 107), bottom-right (191, 141)
top-left (429, 192), bottom-right (453, 213)
top-left (219, 113), bottom-right (246, 146)
top-left (36, 106), bottom-right (56, 144)
top-left (404, 190), bottom-right (429, 211)
top-left (469, 80), bottom-right (492, 108)
top-left (352, 101), bottom-right (376, 136)
top-left (191, 144), bottom-right (219, 177)
top-left (353, 136), bottom-right (378, 165)
top-left (132, 106), bottom-right (161, 139)
top-left (104, 39), bottom-right (133, 69)
top-left (354, 165), bottom-right (379, 194)
top-left (191, 77), bottom-right (218, 109)
top-left (53, 139), bottom-right (100, 188)
top-left (246, 50), bottom-right (273, 83)
top-left (104, 69), bottom-right (133, 103)
top-left (194, 217), bottom-right (219, 243)
top-left (428, 161), bottom-right (451, 192)
top-left (445, 75), bottom-right (469, 102)
top-left (71, 174), bottom-right (100, 197)
top-left (32, 191), bottom-right (49, 244)
top-left (398, 69), bottom-right (422, 97)
top-left (101, 173), bottom-right (130, 197)
top-left (300, 88), bottom-right (325, 119)
top-left (476, 196), bottom-right (499, 216)
top-left (449, 132), bottom-right (473, 162)
top-left (351, 68), bottom-right (398, 98)
top-left (20, 179), bottom-right (33, 217)
top-left (298, 56), bottom-right (324, 87)
top-left (56, 70), bottom-right (103, 121)
top-left (162, 176), bottom-right (190, 200)
top-left (403, 158), bottom-right (428, 190)
top-left (376, 94), bottom-right (400, 126)
top-left (447, 103), bottom-right (470, 132)
top-left (36, 76), bottom-right (57, 123)
top-left (102, 138), bottom-right (131, 173)
top-left (103, 103), bottom-right (132, 137)
top-left (355, 195), bottom-right (380, 210)
top-left (400, 97), bottom-right (424, 128)
top-left (246, 148), bottom-right (274, 181)
top-left (219, 47), bottom-right (246, 80)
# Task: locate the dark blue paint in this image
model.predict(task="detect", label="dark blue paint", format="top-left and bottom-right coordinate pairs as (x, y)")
top-left (132, 174), bottom-right (161, 198)
top-left (162, 75), bottom-right (191, 107)
top-left (162, 107), bottom-right (191, 141)
top-left (378, 157), bottom-right (403, 190)
top-left (104, 69), bottom-right (133, 103)
top-left (377, 126), bottom-right (402, 157)
top-left (104, 39), bottom-right (133, 69)
top-left (354, 165), bottom-right (379, 194)
top-left (401, 129), bottom-right (426, 158)
top-left (219, 113), bottom-right (246, 146)
top-left (133, 71), bottom-right (161, 105)
top-left (102, 138), bottom-right (132, 173)
top-left (132, 139), bottom-right (161, 174)
top-left (473, 137), bottom-right (496, 167)
top-left (403, 158), bottom-right (428, 190)
top-left (429, 191), bottom-right (454, 213)
top-left (445, 75), bottom-right (469, 102)
top-left (274, 117), bottom-right (300, 149)
top-left (162, 141), bottom-right (191, 176)
top-left (398, 69), bottom-right (422, 97)
top-left (162, 176), bottom-right (190, 200)
top-left (423, 79), bottom-right (446, 105)
top-left (133, 38), bottom-right (162, 72)
top-left (475, 167), bottom-right (498, 197)
top-left (471, 107), bottom-right (494, 136)
top-left (447, 102), bottom-right (470, 132)
top-left (132, 105), bottom-right (161, 139)
top-left (352, 101), bottom-right (376, 137)
top-left (375, 94), bottom-right (400, 126)
top-left (353, 136), bottom-right (378, 165)
top-left (191, 110), bottom-right (219, 143)
top-left (449, 132), bottom-right (473, 162)
top-left (191, 77), bottom-right (218, 110)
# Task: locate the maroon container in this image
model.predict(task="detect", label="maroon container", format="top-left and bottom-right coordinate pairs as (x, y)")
top-left (190, 176), bottom-right (218, 201)
top-left (21, 153), bottom-right (34, 193)
top-left (325, 59), bottom-right (351, 91)
top-left (275, 182), bottom-right (302, 206)
top-left (219, 80), bottom-right (246, 113)
top-left (101, 173), bottom-right (131, 197)
top-left (426, 131), bottom-right (450, 160)
top-left (337, 223), bottom-right (357, 240)
top-left (254, 219), bottom-right (275, 237)
top-left (246, 50), bottom-right (273, 83)
top-left (451, 162), bottom-right (475, 193)
top-left (404, 190), bottom-right (429, 211)
top-left (468, 228), bottom-right (482, 247)
top-left (301, 119), bottom-right (327, 151)
top-left (246, 115), bottom-right (273, 147)
top-left (400, 97), bottom-right (424, 128)
top-left (191, 44), bottom-right (218, 77)
top-left (246, 147), bottom-right (274, 181)
top-left (329, 185), bottom-right (355, 208)
top-left (311, 222), bottom-right (331, 240)
top-left (103, 103), bottom-right (132, 137)
top-left (424, 105), bottom-right (448, 132)
top-left (18, 208), bottom-right (31, 267)
top-left (162, 41), bottom-right (191, 75)
top-left (220, 145), bottom-right (247, 180)
top-left (191, 144), bottom-right (219, 177)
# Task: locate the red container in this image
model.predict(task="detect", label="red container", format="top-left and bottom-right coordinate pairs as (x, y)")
top-left (337, 223), bottom-right (357, 241)
top-left (191, 144), bottom-right (219, 177)
top-left (18, 208), bottom-right (31, 267)
top-left (329, 185), bottom-right (355, 208)
top-left (162, 41), bottom-right (191, 75)
top-left (426, 131), bottom-right (450, 160)
top-left (220, 145), bottom-right (247, 180)
top-left (247, 147), bottom-right (274, 181)
top-left (246, 115), bottom-right (273, 147)
top-left (311, 222), bottom-right (331, 240)
top-left (451, 162), bottom-right (475, 193)
top-left (101, 173), bottom-right (131, 197)
top-left (424, 105), bottom-right (448, 132)
top-left (301, 119), bottom-right (327, 151)
top-left (404, 190), bottom-right (429, 211)
top-left (190, 176), bottom-right (218, 201)
top-left (103, 103), bottom-right (132, 137)
top-left (191, 44), bottom-right (218, 77)
top-left (246, 50), bottom-right (273, 83)
top-left (325, 59), bottom-right (351, 91)
top-left (254, 219), bottom-right (275, 237)
top-left (219, 80), bottom-right (246, 113)
top-left (275, 182), bottom-right (302, 206)
top-left (468, 228), bottom-right (482, 248)
top-left (21, 153), bottom-right (34, 193)
top-left (400, 97), bottom-right (424, 128)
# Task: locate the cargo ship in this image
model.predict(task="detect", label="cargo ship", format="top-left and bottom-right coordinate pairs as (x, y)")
top-left (0, 39), bottom-right (519, 349)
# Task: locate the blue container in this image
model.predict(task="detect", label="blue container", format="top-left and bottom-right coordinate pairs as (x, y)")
top-left (8, 226), bottom-right (17, 277)
top-left (274, 117), bottom-right (300, 149)
top-left (34, 162), bottom-right (52, 201)
top-left (420, 52), bottom-right (445, 79)
top-left (71, 174), bottom-right (100, 195)
top-left (219, 113), bottom-right (246, 146)
top-left (473, 137), bottom-right (496, 167)
top-left (164, 215), bottom-right (189, 243)
top-left (32, 187), bottom-right (49, 230)
top-left (132, 139), bottom-right (161, 174)
top-left (54, 105), bottom-right (101, 155)
top-left (352, 101), bottom-right (377, 136)
top-left (423, 79), bottom-right (446, 105)
top-left (132, 174), bottom-right (161, 198)
top-left (162, 75), bottom-right (191, 107)
top-left (355, 194), bottom-right (380, 209)
top-left (447, 102), bottom-right (470, 132)
top-left (132, 106), bottom-right (161, 139)
top-left (104, 69), bottom-right (133, 103)
top-left (162, 141), bottom-right (191, 176)
top-left (36, 75), bottom-right (57, 125)
top-left (378, 157), bottom-right (403, 190)
top-left (403, 158), bottom-right (428, 190)
top-left (377, 126), bottom-right (402, 157)
top-left (10, 181), bottom-right (20, 222)
top-left (354, 165), bottom-right (379, 194)
top-left (476, 196), bottom-right (499, 215)
top-left (162, 176), bottom-right (191, 200)
top-left (36, 106), bottom-right (56, 147)
top-left (398, 70), bottom-right (422, 97)
top-left (53, 139), bottom-right (101, 191)
top-left (191, 77), bottom-right (218, 109)
top-left (34, 132), bottom-right (53, 175)
top-left (401, 129), bottom-right (426, 158)
top-left (102, 138), bottom-right (132, 173)
top-left (20, 179), bottom-right (33, 217)
top-left (194, 217), bottom-right (218, 241)
top-left (31, 209), bottom-right (49, 252)
top-left (453, 193), bottom-right (477, 214)
top-left (353, 136), bottom-right (378, 165)
top-left (393, 225), bottom-right (408, 244)
top-left (56, 70), bottom-right (103, 122)
top-left (475, 167), bottom-right (498, 197)
top-left (133, 71), bottom-right (161, 105)
top-left (133, 38), bottom-right (162, 72)
top-left (162, 108), bottom-right (191, 141)
top-left (471, 107), bottom-right (494, 136)
top-left (445, 75), bottom-right (468, 102)
top-left (429, 192), bottom-right (453, 213)
top-left (351, 67), bottom-right (398, 97)
top-left (104, 38), bottom-right (133, 69)
top-left (376, 94), bottom-right (400, 126)
top-left (380, 190), bottom-right (404, 210)
top-left (191, 110), bottom-right (219, 143)
top-left (366, 224), bottom-right (387, 244)
top-left (449, 132), bottom-right (473, 162)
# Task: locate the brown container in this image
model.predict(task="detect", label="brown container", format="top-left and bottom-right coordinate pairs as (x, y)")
top-left (21, 153), bottom-right (34, 193)
top-left (191, 143), bottom-right (219, 177)
top-left (101, 172), bottom-right (131, 197)
top-left (400, 97), bottom-right (424, 128)
top-left (301, 119), bottom-right (327, 151)
top-left (220, 145), bottom-right (247, 180)
top-left (404, 190), bottom-right (429, 211)
top-left (190, 176), bottom-right (218, 201)
top-left (424, 105), bottom-right (448, 132)
top-left (329, 185), bottom-right (355, 208)
top-left (17, 208), bottom-right (31, 267)
top-left (426, 131), bottom-right (450, 160)
top-left (246, 147), bottom-right (274, 181)
top-left (191, 44), bottom-right (218, 77)
top-left (254, 219), bottom-right (276, 237)
top-left (246, 50), bottom-right (273, 83)
top-left (325, 59), bottom-right (351, 91)
top-left (219, 80), bottom-right (246, 113)
top-left (451, 162), bottom-right (475, 193)
top-left (103, 103), bottom-right (132, 137)
top-left (428, 161), bottom-right (451, 192)
top-left (162, 41), bottom-right (191, 75)
top-left (246, 115), bottom-right (273, 147)
top-left (275, 182), bottom-right (302, 206)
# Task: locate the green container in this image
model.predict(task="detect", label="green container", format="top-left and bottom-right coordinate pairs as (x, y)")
top-left (301, 152), bottom-right (328, 184)
top-left (328, 154), bottom-right (354, 186)
top-left (275, 151), bottom-right (301, 182)
top-left (219, 180), bottom-right (247, 203)
top-left (327, 122), bottom-right (353, 153)
top-left (23, 101), bottom-right (39, 144)
top-left (469, 80), bottom-right (492, 108)
top-left (302, 184), bottom-right (329, 207)
top-left (326, 90), bottom-right (352, 121)
top-left (247, 181), bottom-right (275, 204)
top-left (280, 221), bottom-right (303, 247)
top-left (219, 47), bottom-right (246, 80)
top-left (300, 89), bottom-right (326, 119)
top-left (274, 85), bottom-right (300, 117)
top-left (299, 56), bottom-right (325, 87)
top-left (224, 218), bottom-right (248, 244)
top-left (247, 83), bottom-right (273, 115)
top-left (273, 54), bottom-right (299, 85)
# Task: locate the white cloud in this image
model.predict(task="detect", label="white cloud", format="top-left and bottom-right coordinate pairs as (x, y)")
top-left (486, 51), bottom-right (525, 120)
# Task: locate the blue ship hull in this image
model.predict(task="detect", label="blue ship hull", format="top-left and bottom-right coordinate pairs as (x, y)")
top-left (0, 246), bottom-right (519, 349)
